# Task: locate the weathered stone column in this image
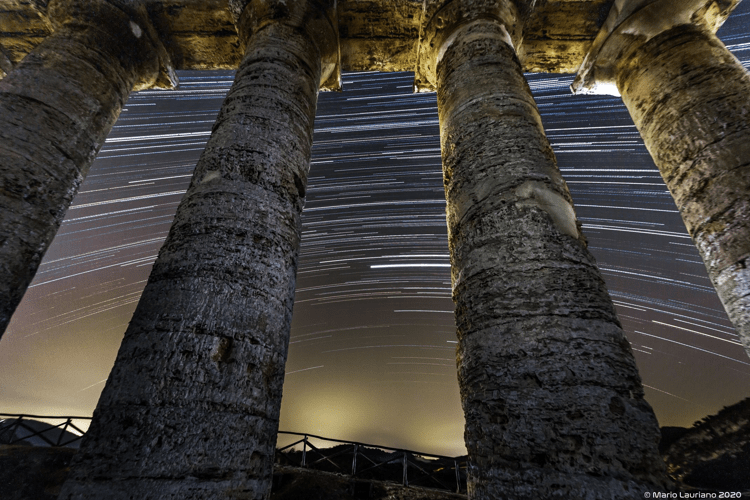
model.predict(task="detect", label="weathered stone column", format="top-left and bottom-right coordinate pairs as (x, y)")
top-left (58, 1), bottom-right (338, 498)
top-left (0, 0), bottom-right (174, 338)
top-left (416, 1), bottom-right (668, 498)
top-left (573, 0), bottom-right (750, 359)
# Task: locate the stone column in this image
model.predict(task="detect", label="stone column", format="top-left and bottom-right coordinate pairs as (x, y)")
top-left (58, 1), bottom-right (338, 498)
top-left (416, 1), bottom-right (668, 498)
top-left (573, 0), bottom-right (750, 359)
top-left (0, 0), bottom-right (174, 338)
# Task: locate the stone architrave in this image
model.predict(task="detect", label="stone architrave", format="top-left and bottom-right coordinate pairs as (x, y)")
top-left (573, 0), bottom-right (750, 359)
top-left (416, 1), bottom-right (669, 498)
top-left (57, 1), bottom-right (338, 498)
top-left (0, 0), bottom-right (175, 338)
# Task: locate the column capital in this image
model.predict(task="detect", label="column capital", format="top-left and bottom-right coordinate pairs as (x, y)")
top-left (415, 0), bottom-right (522, 92)
top-left (230, 0), bottom-right (340, 90)
top-left (47, 0), bottom-right (177, 90)
top-left (572, 0), bottom-right (740, 96)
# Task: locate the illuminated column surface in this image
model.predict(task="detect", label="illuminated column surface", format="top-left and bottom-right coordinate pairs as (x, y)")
top-left (0, 0), bottom-right (174, 338)
top-left (573, 0), bottom-right (750, 359)
top-left (58, 1), bottom-right (338, 498)
top-left (416, 1), bottom-right (669, 498)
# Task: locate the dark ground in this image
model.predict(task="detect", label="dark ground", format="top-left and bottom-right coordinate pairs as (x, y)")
top-left (2, 398), bottom-right (749, 499)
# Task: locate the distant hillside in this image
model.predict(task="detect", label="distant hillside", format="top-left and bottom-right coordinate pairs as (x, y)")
top-left (661, 397), bottom-right (750, 492)
top-left (0, 418), bottom-right (83, 448)
top-left (0, 446), bottom-right (465, 500)
top-left (3, 399), bottom-right (750, 499)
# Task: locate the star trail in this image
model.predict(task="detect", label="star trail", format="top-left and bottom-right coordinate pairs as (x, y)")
top-left (1, 8), bottom-right (749, 457)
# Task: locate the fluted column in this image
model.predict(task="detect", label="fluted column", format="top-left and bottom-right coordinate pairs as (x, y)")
top-left (573, 0), bottom-right (750, 359)
top-left (0, 0), bottom-right (174, 338)
top-left (417, 1), bottom-right (668, 498)
top-left (58, 1), bottom-right (338, 498)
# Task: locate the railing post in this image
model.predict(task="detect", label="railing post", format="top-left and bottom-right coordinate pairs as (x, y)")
top-left (57, 418), bottom-right (71, 446)
top-left (11, 416), bottom-right (22, 444)
top-left (454, 459), bottom-right (460, 493)
top-left (0, 417), bottom-right (479, 492)
top-left (402, 452), bottom-right (408, 487)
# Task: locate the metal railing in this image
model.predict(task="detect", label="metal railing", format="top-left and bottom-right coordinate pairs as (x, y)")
top-left (275, 431), bottom-right (467, 494)
top-left (0, 413), bottom-right (91, 448)
top-left (0, 414), bottom-right (468, 494)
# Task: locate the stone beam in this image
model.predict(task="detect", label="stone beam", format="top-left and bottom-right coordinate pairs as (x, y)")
top-left (1, 0), bottom-right (621, 80)
top-left (419, 0), bottom-right (669, 497)
top-left (144, 0), bottom-right (242, 71)
top-left (519, 0), bottom-right (617, 74)
top-left (0, 1), bottom-right (51, 72)
top-left (571, 0), bottom-right (750, 360)
top-left (336, 0), bottom-right (423, 73)
top-left (414, 0), bottom-right (619, 92)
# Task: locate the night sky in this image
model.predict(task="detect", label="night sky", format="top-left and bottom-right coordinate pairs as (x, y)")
top-left (1, 8), bottom-right (750, 457)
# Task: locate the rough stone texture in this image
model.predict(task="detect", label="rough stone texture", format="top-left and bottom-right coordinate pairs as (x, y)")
top-left (613, 23), bottom-right (750, 359)
top-left (431, 7), bottom-right (669, 499)
top-left (2, 0), bottom-right (628, 77)
top-left (0, 0), bottom-right (165, 338)
top-left (337, 0), bottom-right (422, 73)
top-left (415, 0), bottom-right (522, 92)
top-left (572, 0), bottom-right (742, 96)
top-left (517, 0), bottom-right (614, 74)
top-left (145, 0), bottom-right (243, 71)
top-left (230, 0), bottom-right (340, 91)
top-left (0, 0), bottom-right (52, 74)
top-left (57, 2), bottom-right (333, 499)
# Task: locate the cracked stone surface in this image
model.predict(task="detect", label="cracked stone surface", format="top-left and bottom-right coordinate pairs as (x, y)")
top-left (57, 2), bottom-right (334, 498)
top-left (0, 0), bottom-right (161, 338)
top-left (0, 0), bottom-right (745, 498)
top-left (1, 0), bottom-right (626, 76)
top-left (571, 0), bottom-right (741, 96)
top-left (614, 23), bottom-right (750, 360)
top-left (431, 7), bottom-right (669, 498)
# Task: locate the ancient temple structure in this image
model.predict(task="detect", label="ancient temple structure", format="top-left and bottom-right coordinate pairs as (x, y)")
top-left (0, 0), bottom-right (746, 498)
